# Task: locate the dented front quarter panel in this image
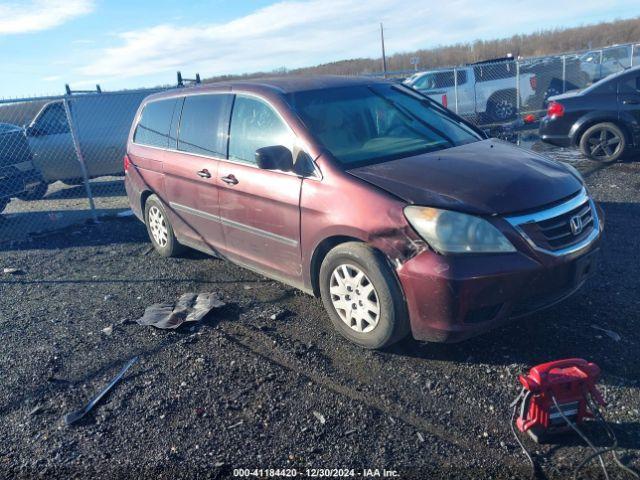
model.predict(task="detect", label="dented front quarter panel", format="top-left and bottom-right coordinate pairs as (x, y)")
top-left (300, 154), bottom-right (428, 292)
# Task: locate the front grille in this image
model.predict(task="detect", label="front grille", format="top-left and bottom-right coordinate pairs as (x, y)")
top-left (530, 201), bottom-right (594, 250)
top-left (506, 188), bottom-right (599, 255)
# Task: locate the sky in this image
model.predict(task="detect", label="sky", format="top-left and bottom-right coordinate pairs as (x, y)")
top-left (1, 0), bottom-right (639, 98)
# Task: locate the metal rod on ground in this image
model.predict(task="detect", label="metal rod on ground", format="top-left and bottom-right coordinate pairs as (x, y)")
top-left (380, 23), bottom-right (387, 79)
top-left (63, 98), bottom-right (98, 222)
top-left (562, 55), bottom-right (567, 93)
top-left (453, 67), bottom-right (459, 114)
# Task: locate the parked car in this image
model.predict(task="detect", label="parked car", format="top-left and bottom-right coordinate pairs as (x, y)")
top-left (26, 89), bottom-right (161, 185)
top-left (403, 60), bottom-right (537, 122)
top-left (579, 44), bottom-right (640, 83)
top-left (125, 76), bottom-right (602, 349)
top-left (0, 123), bottom-right (46, 213)
top-left (539, 66), bottom-right (640, 162)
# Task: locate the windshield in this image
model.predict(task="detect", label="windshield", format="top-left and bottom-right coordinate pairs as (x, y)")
top-left (287, 84), bottom-right (482, 167)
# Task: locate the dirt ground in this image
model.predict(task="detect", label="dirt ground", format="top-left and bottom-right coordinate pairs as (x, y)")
top-left (0, 145), bottom-right (638, 479)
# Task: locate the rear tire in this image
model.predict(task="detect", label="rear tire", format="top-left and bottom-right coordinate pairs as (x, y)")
top-left (579, 122), bottom-right (626, 163)
top-left (487, 90), bottom-right (517, 122)
top-left (17, 182), bottom-right (48, 201)
top-left (144, 194), bottom-right (184, 257)
top-left (319, 242), bottom-right (410, 349)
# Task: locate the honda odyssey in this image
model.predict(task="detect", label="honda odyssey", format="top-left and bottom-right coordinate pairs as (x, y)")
top-left (125, 76), bottom-right (603, 349)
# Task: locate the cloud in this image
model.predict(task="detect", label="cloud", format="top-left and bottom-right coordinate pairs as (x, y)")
top-left (0, 0), bottom-right (94, 35)
top-left (77, 0), bottom-right (638, 83)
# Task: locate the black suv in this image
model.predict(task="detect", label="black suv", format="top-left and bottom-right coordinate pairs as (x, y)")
top-left (539, 66), bottom-right (640, 162)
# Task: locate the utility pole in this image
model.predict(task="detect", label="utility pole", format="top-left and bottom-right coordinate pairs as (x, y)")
top-left (380, 22), bottom-right (387, 78)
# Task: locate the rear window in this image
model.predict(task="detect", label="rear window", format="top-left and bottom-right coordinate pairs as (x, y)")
top-left (177, 94), bottom-right (233, 157)
top-left (133, 98), bottom-right (177, 148)
top-left (473, 61), bottom-right (516, 82)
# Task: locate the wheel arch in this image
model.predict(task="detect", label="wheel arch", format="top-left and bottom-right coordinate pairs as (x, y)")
top-left (487, 88), bottom-right (517, 107)
top-left (309, 235), bottom-right (363, 297)
top-left (570, 114), bottom-right (631, 147)
top-left (139, 189), bottom-right (154, 216)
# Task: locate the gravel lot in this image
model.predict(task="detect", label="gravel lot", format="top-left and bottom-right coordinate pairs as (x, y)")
top-left (0, 142), bottom-right (638, 479)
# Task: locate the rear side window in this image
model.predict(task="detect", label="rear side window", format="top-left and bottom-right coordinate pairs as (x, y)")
top-left (619, 75), bottom-right (640, 94)
top-left (34, 102), bottom-right (69, 135)
top-left (228, 96), bottom-right (292, 165)
top-left (177, 94), bottom-right (232, 157)
top-left (134, 98), bottom-right (177, 148)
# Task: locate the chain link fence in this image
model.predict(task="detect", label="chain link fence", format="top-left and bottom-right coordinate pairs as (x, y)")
top-left (390, 42), bottom-right (640, 127)
top-left (0, 88), bottom-right (169, 245)
top-left (0, 42), bottom-right (638, 245)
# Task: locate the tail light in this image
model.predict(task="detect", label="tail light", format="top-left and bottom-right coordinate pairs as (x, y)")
top-left (123, 154), bottom-right (131, 173)
top-left (547, 101), bottom-right (564, 119)
top-left (442, 94), bottom-right (448, 108)
top-left (530, 75), bottom-right (537, 90)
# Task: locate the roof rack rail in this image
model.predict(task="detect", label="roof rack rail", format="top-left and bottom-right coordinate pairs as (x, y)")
top-left (65, 84), bottom-right (102, 95)
top-left (177, 71), bottom-right (201, 87)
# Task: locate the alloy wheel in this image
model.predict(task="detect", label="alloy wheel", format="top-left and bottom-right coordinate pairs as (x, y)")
top-left (329, 264), bottom-right (380, 333)
top-left (493, 99), bottom-right (515, 121)
top-left (148, 206), bottom-right (168, 247)
top-left (586, 127), bottom-right (622, 160)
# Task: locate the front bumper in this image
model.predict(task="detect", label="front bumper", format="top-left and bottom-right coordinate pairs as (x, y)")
top-left (397, 204), bottom-right (603, 343)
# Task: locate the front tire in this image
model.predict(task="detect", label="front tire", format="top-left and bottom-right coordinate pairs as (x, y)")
top-left (319, 242), bottom-right (410, 349)
top-left (144, 194), bottom-right (184, 257)
top-left (579, 122), bottom-right (626, 163)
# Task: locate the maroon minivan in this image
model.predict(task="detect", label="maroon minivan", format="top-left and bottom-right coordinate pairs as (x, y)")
top-left (125, 76), bottom-right (603, 349)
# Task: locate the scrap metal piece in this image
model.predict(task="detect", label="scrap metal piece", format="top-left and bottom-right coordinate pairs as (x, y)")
top-left (136, 292), bottom-right (225, 329)
top-left (64, 356), bottom-right (138, 426)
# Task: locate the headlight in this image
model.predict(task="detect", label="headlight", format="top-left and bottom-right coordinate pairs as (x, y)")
top-left (404, 206), bottom-right (516, 254)
top-left (561, 162), bottom-right (584, 183)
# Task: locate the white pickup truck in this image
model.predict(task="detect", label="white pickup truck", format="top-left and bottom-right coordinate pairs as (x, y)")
top-left (404, 61), bottom-right (537, 123)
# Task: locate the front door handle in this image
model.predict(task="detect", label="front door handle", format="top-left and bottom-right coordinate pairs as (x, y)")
top-left (197, 169), bottom-right (211, 178)
top-left (221, 174), bottom-right (239, 185)
top-left (623, 99), bottom-right (640, 105)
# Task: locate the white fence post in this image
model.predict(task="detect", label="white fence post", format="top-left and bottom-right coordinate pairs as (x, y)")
top-left (63, 97), bottom-right (98, 222)
top-left (453, 67), bottom-right (459, 114)
top-left (562, 55), bottom-right (567, 93)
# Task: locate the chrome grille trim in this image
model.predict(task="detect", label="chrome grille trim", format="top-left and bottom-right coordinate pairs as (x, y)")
top-left (505, 188), bottom-right (601, 257)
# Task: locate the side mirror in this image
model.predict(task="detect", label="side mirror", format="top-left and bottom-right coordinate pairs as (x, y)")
top-left (255, 145), bottom-right (293, 172)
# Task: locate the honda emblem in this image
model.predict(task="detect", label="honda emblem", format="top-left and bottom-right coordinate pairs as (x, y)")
top-left (569, 215), bottom-right (583, 235)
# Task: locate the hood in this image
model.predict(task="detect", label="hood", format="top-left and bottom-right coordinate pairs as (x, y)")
top-left (347, 139), bottom-right (582, 215)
